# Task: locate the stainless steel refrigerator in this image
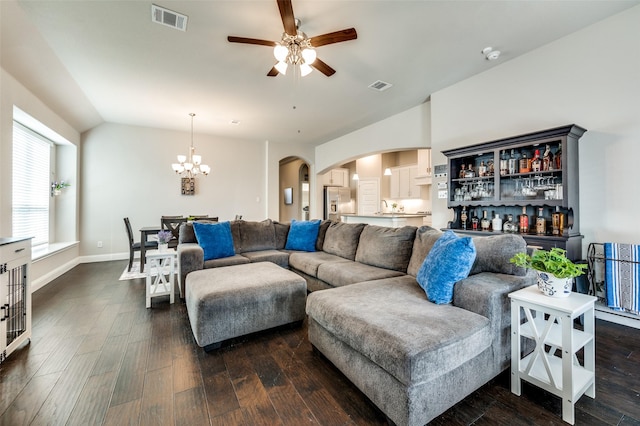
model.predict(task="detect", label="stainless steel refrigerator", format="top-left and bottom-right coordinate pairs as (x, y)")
top-left (324, 186), bottom-right (353, 221)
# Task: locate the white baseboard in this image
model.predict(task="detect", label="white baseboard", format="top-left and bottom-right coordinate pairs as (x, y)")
top-left (79, 252), bottom-right (130, 264)
top-left (31, 257), bottom-right (80, 293)
top-left (595, 306), bottom-right (640, 329)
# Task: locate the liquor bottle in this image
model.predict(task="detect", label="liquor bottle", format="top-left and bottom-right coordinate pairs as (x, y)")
top-left (554, 144), bottom-right (562, 170)
top-left (459, 164), bottom-right (466, 179)
top-left (552, 206), bottom-right (564, 235)
top-left (492, 212), bottom-right (503, 233)
top-left (535, 207), bottom-right (546, 235)
top-left (503, 214), bottom-right (517, 233)
top-left (471, 211), bottom-right (479, 231)
top-left (466, 164), bottom-right (475, 178)
top-left (519, 152), bottom-right (530, 173)
top-left (481, 210), bottom-right (490, 231)
top-left (460, 206), bottom-right (468, 230)
top-left (500, 150), bottom-right (508, 176)
top-left (508, 149), bottom-right (517, 175)
top-left (487, 160), bottom-right (494, 176)
top-left (478, 161), bottom-right (487, 177)
top-left (542, 144), bottom-right (552, 171)
top-left (531, 149), bottom-right (541, 172)
top-left (519, 206), bottom-right (529, 234)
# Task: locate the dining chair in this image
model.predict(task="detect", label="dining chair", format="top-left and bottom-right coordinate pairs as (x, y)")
top-left (235, 215), bottom-right (243, 220)
top-left (189, 215), bottom-right (210, 221)
top-left (124, 217), bottom-right (158, 272)
top-left (161, 216), bottom-right (188, 248)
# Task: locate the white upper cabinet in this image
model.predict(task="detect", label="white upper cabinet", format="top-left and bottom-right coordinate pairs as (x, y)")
top-left (323, 168), bottom-right (349, 187)
top-left (390, 165), bottom-right (421, 199)
top-left (415, 149), bottom-right (432, 185)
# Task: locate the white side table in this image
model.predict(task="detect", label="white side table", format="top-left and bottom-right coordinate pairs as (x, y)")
top-left (509, 285), bottom-right (596, 425)
top-left (145, 249), bottom-right (176, 308)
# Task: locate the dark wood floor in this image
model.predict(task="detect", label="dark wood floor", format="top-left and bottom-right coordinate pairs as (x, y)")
top-left (1, 261), bottom-right (639, 425)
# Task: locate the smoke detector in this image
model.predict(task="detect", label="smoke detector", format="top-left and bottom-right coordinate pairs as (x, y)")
top-left (481, 47), bottom-right (501, 61)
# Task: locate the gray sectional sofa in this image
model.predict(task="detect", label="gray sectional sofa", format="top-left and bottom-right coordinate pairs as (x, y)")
top-left (177, 219), bottom-right (536, 426)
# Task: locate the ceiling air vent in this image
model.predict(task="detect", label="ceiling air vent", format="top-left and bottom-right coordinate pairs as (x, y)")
top-left (152, 4), bottom-right (188, 31)
top-left (368, 80), bottom-right (393, 92)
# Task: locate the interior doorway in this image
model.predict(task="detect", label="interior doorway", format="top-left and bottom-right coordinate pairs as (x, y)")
top-left (278, 157), bottom-right (311, 222)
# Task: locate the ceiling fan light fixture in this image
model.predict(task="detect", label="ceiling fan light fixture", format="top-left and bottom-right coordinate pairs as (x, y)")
top-left (302, 47), bottom-right (316, 64)
top-left (275, 61), bottom-right (288, 75)
top-left (274, 43), bottom-right (288, 62)
top-left (300, 63), bottom-right (313, 76)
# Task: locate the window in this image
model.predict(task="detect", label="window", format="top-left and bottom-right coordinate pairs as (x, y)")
top-left (12, 121), bottom-right (52, 246)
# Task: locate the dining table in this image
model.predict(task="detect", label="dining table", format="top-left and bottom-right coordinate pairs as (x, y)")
top-left (139, 226), bottom-right (161, 273)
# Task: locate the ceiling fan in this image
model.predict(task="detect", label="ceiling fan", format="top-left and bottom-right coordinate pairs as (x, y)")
top-left (227, 0), bottom-right (357, 77)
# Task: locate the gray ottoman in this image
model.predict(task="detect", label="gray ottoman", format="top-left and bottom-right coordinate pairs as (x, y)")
top-left (185, 262), bottom-right (307, 350)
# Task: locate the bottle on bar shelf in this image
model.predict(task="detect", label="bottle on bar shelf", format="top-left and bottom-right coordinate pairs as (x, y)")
top-left (519, 206), bottom-right (529, 234)
top-left (531, 149), bottom-right (541, 172)
top-left (481, 210), bottom-right (490, 231)
top-left (535, 207), bottom-right (546, 235)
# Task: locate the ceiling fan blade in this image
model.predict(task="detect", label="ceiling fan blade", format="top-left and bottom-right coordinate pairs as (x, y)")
top-left (267, 66), bottom-right (279, 77)
top-left (277, 0), bottom-right (297, 36)
top-left (311, 58), bottom-right (336, 77)
top-left (310, 28), bottom-right (357, 47)
top-left (227, 36), bottom-right (276, 47)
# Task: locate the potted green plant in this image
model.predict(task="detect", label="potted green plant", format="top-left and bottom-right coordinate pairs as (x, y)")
top-left (510, 248), bottom-right (587, 298)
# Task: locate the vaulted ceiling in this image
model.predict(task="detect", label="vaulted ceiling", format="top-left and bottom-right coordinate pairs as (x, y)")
top-left (2, 1), bottom-right (637, 145)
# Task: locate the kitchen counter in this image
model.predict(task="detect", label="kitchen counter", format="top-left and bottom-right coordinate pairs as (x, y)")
top-left (341, 213), bottom-right (431, 228)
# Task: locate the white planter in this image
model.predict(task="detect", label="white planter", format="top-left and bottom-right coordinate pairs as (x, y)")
top-left (158, 243), bottom-right (168, 252)
top-left (536, 271), bottom-right (572, 297)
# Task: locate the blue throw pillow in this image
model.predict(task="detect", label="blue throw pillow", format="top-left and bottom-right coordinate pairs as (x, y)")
top-left (416, 231), bottom-right (476, 304)
top-left (285, 219), bottom-right (321, 252)
top-left (192, 221), bottom-right (235, 261)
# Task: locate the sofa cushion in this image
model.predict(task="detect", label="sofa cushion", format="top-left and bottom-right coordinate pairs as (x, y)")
top-left (322, 222), bottom-right (366, 261)
top-left (238, 219), bottom-right (276, 253)
top-left (289, 251), bottom-right (350, 277)
top-left (316, 220), bottom-right (331, 251)
top-left (417, 231), bottom-right (476, 304)
top-left (317, 260), bottom-right (405, 287)
top-left (285, 219), bottom-right (321, 252)
top-left (241, 250), bottom-right (290, 268)
top-left (469, 234), bottom-right (527, 276)
top-left (355, 225), bottom-right (417, 273)
top-left (203, 254), bottom-right (250, 269)
top-left (306, 277), bottom-right (491, 385)
top-left (273, 221), bottom-right (290, 249)
top-left (192, 221), bottom-right (236, 261)
top-left (407, 226), bottom-right (444, 277)
top-left (179, 219), bottom-right (219, 244)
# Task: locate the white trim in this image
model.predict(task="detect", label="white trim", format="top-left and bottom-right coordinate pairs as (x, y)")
top-left (32, 241), bottom-right (78, 261)
top-left (79, 252), bottom-right (130, 264)
top-left (595, 306), bottom-right (640, 330)
top-left (31, 257), bottom-right (79, 293)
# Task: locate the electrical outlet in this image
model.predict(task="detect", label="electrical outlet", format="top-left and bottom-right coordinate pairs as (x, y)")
top-left (97, 241), bottom-right (103, 248)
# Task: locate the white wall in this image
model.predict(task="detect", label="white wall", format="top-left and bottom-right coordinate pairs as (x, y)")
top-left (431, 5), bottom-right (640, 250)
top-left (1, 68), bottom-right (81, 284)
top-left (81, 122), bottom-right (267, 258)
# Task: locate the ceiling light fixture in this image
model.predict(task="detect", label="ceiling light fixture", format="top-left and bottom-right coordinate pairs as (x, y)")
top-left (482, 46), bottom-right (501, 61)
top-left (171, 113), bottom-right (210, 178)
top-left (352, 173), bottom-right (359, 181)
top-left (273, 20), bottom-right (317, 77)
top-left (384, 168), bottom-right (392, 176)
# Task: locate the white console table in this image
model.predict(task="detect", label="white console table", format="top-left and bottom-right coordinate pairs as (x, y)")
top-left (509, 285), bottom-right (596, 425)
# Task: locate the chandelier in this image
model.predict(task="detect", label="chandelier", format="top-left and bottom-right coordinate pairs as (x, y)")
top-left (273, 23), bottom-right (317, 77)
top-left (171, 113), bottom-right (210, 178)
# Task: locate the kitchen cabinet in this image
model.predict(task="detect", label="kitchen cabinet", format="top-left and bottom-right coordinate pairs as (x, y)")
top-left (390, 165), bottom-right (421, 199)
top-left (442, 124), bottom-right (585, 260)
top-left (323, 168), bottom-right (349, 187)
top-left (415, 149), bottom-right (432, 185)
top-left (1, 237), bottom-right (31, 364)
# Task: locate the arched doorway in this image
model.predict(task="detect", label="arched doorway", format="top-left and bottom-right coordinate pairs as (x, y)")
top-left (279, 157), bottom-right (311, 222)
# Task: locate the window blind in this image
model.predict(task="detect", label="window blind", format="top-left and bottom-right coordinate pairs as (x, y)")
top-left (12, 121), bottom-right (51, 246)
